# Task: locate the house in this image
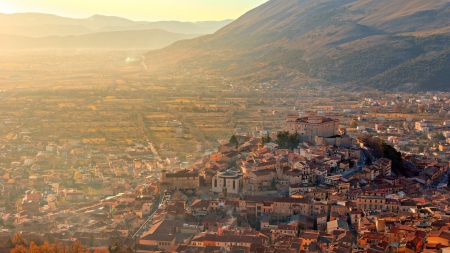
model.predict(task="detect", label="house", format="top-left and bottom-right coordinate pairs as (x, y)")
top-left (160, 169), bottom-right (199, 190)
top-left (65, 192), bottom-right (85, 202)
top-left (327, 219), bottom-right (349, 233)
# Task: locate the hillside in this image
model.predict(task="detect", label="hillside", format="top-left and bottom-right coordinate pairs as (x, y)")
top-left (0, 13), bottom-right (233, 37)
top-left (145, 0), bottom-right (450, 91)
top-left (0, 30), bottom-right (200, 50)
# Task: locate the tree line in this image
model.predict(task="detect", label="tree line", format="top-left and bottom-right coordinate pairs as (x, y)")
top-left (5, 233), bottom-right (131, 253)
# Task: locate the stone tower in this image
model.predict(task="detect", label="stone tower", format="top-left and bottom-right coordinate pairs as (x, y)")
top-left (276, 158), bottom-right (283, 179)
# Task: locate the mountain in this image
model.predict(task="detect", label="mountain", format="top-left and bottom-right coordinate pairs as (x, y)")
top-left (145, 0), bottom-right (450, 92)
top-left (0, 13), bottom-right (233, 37)
top-left (0, 30), bottom-right (200, 50)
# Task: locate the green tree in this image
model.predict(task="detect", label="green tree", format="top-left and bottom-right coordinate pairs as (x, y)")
top-left (418, 145), bottom-right (425, 153)
top-left (271, 178), bottom-right (276, 189)
top-left (229, 135), bottom-right (239, 148)
top-left (288, 132), bottom-right (300, 150)
top-left (276, 131), bottom-right (290, 149)
top-left (88, 234), bottom-right (95, 247)
top-left (275, 131), bottom-right (299, 150)
top-left (261, 134), bottom-right (272, 145)
top-left (432, 132), bottom-right (446, 142)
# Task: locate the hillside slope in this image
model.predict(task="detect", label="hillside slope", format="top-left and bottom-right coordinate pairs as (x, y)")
top-left (145, 0), bottom-right (450, 91)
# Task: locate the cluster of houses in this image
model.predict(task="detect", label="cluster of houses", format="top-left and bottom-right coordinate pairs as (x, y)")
top-left (1, 110), bottom-right (450, 252)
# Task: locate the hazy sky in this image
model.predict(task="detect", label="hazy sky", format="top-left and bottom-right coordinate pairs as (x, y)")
top-left (0, 0), bottom-right (268, 22)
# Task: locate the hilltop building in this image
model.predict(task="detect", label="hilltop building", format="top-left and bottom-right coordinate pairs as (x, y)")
top-left (284, 111), bottom-right (339, 144)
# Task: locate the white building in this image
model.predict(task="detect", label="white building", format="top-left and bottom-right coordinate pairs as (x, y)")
top-left (212, 169), bottom-right (243, 195)
top-left (415, 120), bottom-right (434, 132)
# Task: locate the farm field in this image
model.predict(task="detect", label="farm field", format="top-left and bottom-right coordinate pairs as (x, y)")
top-left (0, 50), bottom-right (391, 157)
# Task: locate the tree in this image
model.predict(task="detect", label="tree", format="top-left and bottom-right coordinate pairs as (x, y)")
top-left (271, 178), bottom-right (276, 189)
top-left (70, 241), bottom-right (85, 253)
top-left (276, 131), bottom-right (290, 149)
top-left (418, 145), bottom-right (425, 153)
top-left (229, 135), bottom-right (239, 148)
top-left (172, 190), bottom-right (182, 198)
top-left (93, 249), bottom-right (109, 253)
top-left (88, 234), bottom-right (95, 247)
top-left (275, 131), bottom-right (299, 150)
top-left (418, 104), bottom-right (426, 113)
top-left (10, 245), bottom-right (29, 253)
top-left (50, 240), bottom-right (69, 253)
top-left (261, 134), bottom-right (272, 145)
top-left (29, 242), bottom-right (39, 253)
top-left (359, 134), bottom-right (405, 176)
top-left (195, 190), bottom-right (204, 197)
top-left (12, 233), bottom-right (27, 246)
top-left (7, 237), bottom-right (14, 248)
top-left (108, 242), bottom-right (120, 253)
top-left (350, 118), bottom-right (358, 128)
top-left (432, 132), bottom-right (446, 142)
top-left (288, 132), bottom-right (300, 150)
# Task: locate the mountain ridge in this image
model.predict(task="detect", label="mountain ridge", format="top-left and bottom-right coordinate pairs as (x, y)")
top-left (144, 0), bottom-right (450, 91)
top-left (0, 13), bottom-right (233, 37)
top-left (0, 29), bottom-right (201, 50)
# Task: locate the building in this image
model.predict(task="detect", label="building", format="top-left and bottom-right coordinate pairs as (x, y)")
top-left (284, 111), bottom-right (339, 144)
top-left (65, 192), bottom-right (85, 202)
top-left (211, 169), bottom-right (243, 195)
top-left (415, 120), bottom-right (434, 132)
top-left (160, 169), bottom-right (200, 190)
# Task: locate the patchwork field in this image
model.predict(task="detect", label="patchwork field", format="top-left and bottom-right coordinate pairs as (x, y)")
top-left (0, 50), bottom-right (380, 157)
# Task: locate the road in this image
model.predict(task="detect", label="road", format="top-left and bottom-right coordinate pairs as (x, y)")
top-left (132, 192), bottom-right (164, 239)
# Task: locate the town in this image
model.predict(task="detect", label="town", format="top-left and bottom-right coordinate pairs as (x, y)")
top-left (2, 108), bottom-right (450, 253)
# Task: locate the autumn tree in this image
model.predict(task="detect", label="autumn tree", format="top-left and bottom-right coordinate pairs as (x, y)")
top-left (12, 233), bottom-right (27, 246)
top-left (70, 241), bottom-right (85, 253)
top-left (50, 240), bottom-right (69, 253)
top-left (350, 119), bottom-right (358, 128)
top-left (29, 242), bottom-right (39, 253)
top-left (93, 249), bottom-right (109, 253)
top-left (10, 245), bottom-right (29, 253)
top-left (418, 104), bottom-right (426, 113)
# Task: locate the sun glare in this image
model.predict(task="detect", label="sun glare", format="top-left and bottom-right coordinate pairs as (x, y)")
top-left (0, 2), bottom-right (17, 14)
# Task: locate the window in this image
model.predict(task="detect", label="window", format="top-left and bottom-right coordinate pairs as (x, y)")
top-left (233, 180), bottom-right (236, 189)
top-left (214, 179), bottom-right (217, 187)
